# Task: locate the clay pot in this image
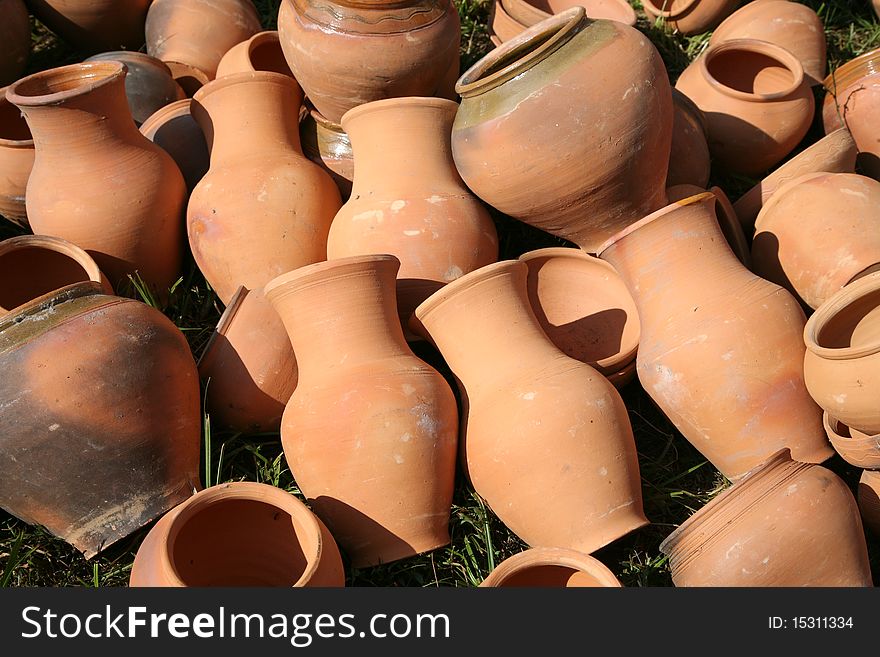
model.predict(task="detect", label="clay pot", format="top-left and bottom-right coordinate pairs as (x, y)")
top-left (480, 548), bottom-right (622, 587)
top-left (518, 247), bottom-right (638, 386)
top-left (709, 0), bottom-right (825, 86)
top-left (667, 88), bottom-right (711, 189)
top-left (277, 0), bottom-right (461, 124)
top-left (299, 108), bottom-right (354, 201)
top-left (803, 271), bottom-right (880, 434)
top-left (642, 0), bottom-right (739, 36)
top-left (25, 0), bottom-right (150, 52)
top-left (454, 9), bottom-right (671, 253)
top-left (502, 0), bottom-right (636, 27)
top-left (328, 97), bottom-right (498, 326)
top-left (752, 172), bottom-right (880, 310)
top-left (130, 482), bottom-right (345, 587)
top-left (145, 0), bottom-right (262, 85)
top-left (490, 0), bottom-right (526, 43)
top-left (0, 86), bottom-right (34, 229)
top-left (140, 99), bottom-right (210, 194)
top-left (823, 413), bottom-right (880, 469)
top-left (675, 39), bottom-right (814, 177)
top-left (188, 71), bottom-right (341, 305)
top-left (0, 281), bottom-right (201, 557)
top-left (414, 260), bottom-right (647, 553)
top-left (265, 255), bottom-right (459, 568)
top-left (0, 0), bottom-right (29, 86)
top-left (598, 192), bottom-right (831, 481)
top-left (85, 52), bottom-right (186, 126)
top-left (666, 183), bottom-right (750, 267)
top-left (858, 470), bottom-right (880, 537)
top-left (733, 127), bottom-right (857, 232)
top-left (0, 235), bottom-right (112, 314)
top-left (661, 450), bottom-right (872, 586)
top-left (198, 286), bottom-right (296, 433)
top-left (6, 62), bottom-right (187, 294)
top-left (216, 31), bottom-right (294, 79)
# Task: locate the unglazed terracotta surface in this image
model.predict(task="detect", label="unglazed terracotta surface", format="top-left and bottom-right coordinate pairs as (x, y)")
top-left (858, 470), bottom-right (880, 537)
top-left (501, 0), bottom-right (636, 27)
top-left (641, 0), bottom-right (740, 36)
top-left (489, 0), bottom-right (525, 42)
top-left (823, 413), bottom-right (880, 470)
top-left (666, 183), bottom-right (750, 267)
top-left (480, 547), bottom-right (622, 587)
top-left (299, 108), bottom-right (354, 201)
top-left (667, 88), bottom-right (710, 189)
top-left (215, 31), bottom-right (294, 78)
top-left (26, 0), bottom-right (150, 52)
top-left (0, 0), bottom-right (29, 86)
top-left (140, 99), bottom-right (210, 194)
top-left (0, 86), bottom-right (34, 228)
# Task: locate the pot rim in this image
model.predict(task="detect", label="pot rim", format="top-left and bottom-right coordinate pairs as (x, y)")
top-left (641, 0), bottom-right (700, 20)
top-left (264, 254), bottom-right (400, 300)
top-left (823, 412), bottom-right (880, 469)
top-left (804, 271), bottom-right (880, 360)
top-left (699, 38), bottom-right (805, 102)
top-left (414, 260), bottom-right (521, 323)
top-left (480, 547), bottom-right (622, 587)
top-left (0, 280), bottom-right (106, 337)
top-left (753, 171), bottom-right (839, 231)
top-left (340, 96), bottom-right (459, 132)
top-left (307, 107), bottom-right (344, 133)
top-left (823, 46), bottom-right (880, 94)
top-left (85, 50), bottom-right (173, 74)
top-left (6, 61), bottom-right (127, 108)
top-left (193, 70), bottom-right (297, 103)
top-left (139, 98), bottom-right (192, 137)
top-left (246, 30), bottom-right (282, 63)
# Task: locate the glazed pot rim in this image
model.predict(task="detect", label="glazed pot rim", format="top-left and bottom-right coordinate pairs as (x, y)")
top-left (193, 70), bottom-right (298, 103)
top-left (6, 61), bottom-right (127, 108)
top-left (823, 46), bottom-right (880, 93)
top-left (823, 412), bottom-right (880, 468)
top-left (264, 254), bottom-right (400, 299)
top-left (415, 260), bottom-right (522, 322)
top-left (641, 0), bottom-right (699, 19)
top-left (804, 271), bottom-right (880, 359)
top-left (139, 98), bottom-right (193, 135)
top-left (699, 38), bottom-right (805, 102)
top-left (0, 280), bottom-right (107, 336)
top-left (481, 547), bottom-right (622, 587)
top-left (341, 96), bottom-right (459, 131)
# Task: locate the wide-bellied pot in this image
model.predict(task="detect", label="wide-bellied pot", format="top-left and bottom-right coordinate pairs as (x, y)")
top-left (598, 192), bottom-right (831, 481)
top-left (25, 0), bottom-right (150, 52)
top-left (666, 183), bottom-right (750, 267)
top-left (0, 86), bottom-right (34, 229)
top-left (299, 107), bottom-right (354, 201)
top-left (667, 89), bottom-right (710, 189)
top-left (858, 470), bottom-right (880, 537)
top-left (480, 547), bottom-right (622, 587)
top-left (501, 0), bottom-right (636, 27)
top-left (215, 31), bottom-right (294, 78)
top-left (452, 8), bottom-right (672, 252)
top-left (823, 413), bottom-right (880, 470)
top-left (0, 0), bottom-right (29, 86)
top-left (140, 99), bottom-right (210, 194)
top-left (130, 482), bottom-right (345, 587)
top-left (641, 0), bottom-right (740, 36)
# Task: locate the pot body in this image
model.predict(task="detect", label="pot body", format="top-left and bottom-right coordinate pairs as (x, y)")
top-left (215, 31), bottom-right (294, 78)
top-left (490, 0), bottom-right (526, 43)
top-left (0, 0), bottom-right (29, 85)
top-left (0, 88), bottom-right (34, 228)
top-left (642, 0), bottom-right (740, 36)
top-left (480, 547), bottom-right (622, 587)
top-left (501, 0), bottom-right (636, 27)
top-left (140, 99), bottom-right (210, 194)
top-left (858, 470), bottom-right (880, 537)
top-left (667, 89), bottom-right (710, 189)
top-left (299, 108), bottom-right (354, 201)
top-left (26, 0), bottom-right (150, 52)
top-left (822, 413), bottom-right (880, 470)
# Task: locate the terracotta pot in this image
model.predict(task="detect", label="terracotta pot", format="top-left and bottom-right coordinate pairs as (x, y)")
top-left (752, 172), bottom-right (880, 310)
top-left (277, 0), bottom-right (461, 124)
top-left (265, 255), bottom-right (459, 568)
top-left (709, 0), bottom-right (826, 86)
top-left (480, 547), bottom-right (622, 587)
top-left (328, 97), bottom-right (498, 326)
top-left (0, 0), bottom-right (29, 86)
top-left (0, 281), bottom-right (201, 557)
top-left (188, 71), bottom-right (341, 305)
top-left (803, 271), bottom-right (880, 434)
top-left (823, 413), bottom-right (880, 469)
top-left (502, 0), bottom-right (636, 26)
top-left (661, 450), bottom-right (872, 586)
top-left (858, 469), bottom-right (880, 537)
top-left (666, 183), bottom-right (750, 267)
top-left (216, 31), bottom-right (294, 79)
top-left (140, 99), bottom-right (210, 194)
top-left (518, 247), bottom-right (639, 384)
top-left (732, 127), bottom-right (858, 232)
top-left (0, 235), bottom-right (112, 314)
top-left (453, 8), bottom-right (672, 253)
top-left (6, 62), bottom-right (187, 294)
top-left (164, 62), bottom-right (212, 98)
top-left (0, 86), bottom-right (34, 229)
top-left (598, 192), bottom-right (831, 480)
top-left (145, 0), bottom-right (262, 83)
top-left (130, 482), bottom-right (345, 587)
top-left (85, 52), bottom-right (186, 126)
top-left (667, 88), bottom-right (711, 189)
top-left (675, 39), bottom-right (814, 177)
top-left (414, 260), bottom-right (647, 553)
top-left (25, 0), bottom-right (150, 52)
top-left (299, 107), bottom-right (354, 202)
top-left (490, 0), bottom-right (526, 42)
top-left (198, 286), bottom-right (296, 433)
top-left (642, 0), bottom-right (739, 36)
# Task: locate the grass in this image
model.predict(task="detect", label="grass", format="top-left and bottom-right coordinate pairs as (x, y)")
top-left (1, 0), bottom-right (879, 588)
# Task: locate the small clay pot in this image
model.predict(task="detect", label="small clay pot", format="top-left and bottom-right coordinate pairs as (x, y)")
top-left (823, 413), bottom-right (880, 470)
top-left (0, 86), bottom-right (34, 229)
top-left (480, 548), bottom-right (622, 587)
top-left (660, 450), bottom-right (872, 587)
top-left (26, 0), bottom-right (150, 52)
top-left (667, 88), bottom-right (711, 189)
top-left (803, 271), bottom-right (880, 434)
top-left (642, 0), bottom-right (740, 36)
top-left (489, 0), bottom-right (526, 43)
top-left (501, 0), bottom-right (636, 27)
top-left (666, 183), bottom-right (750, 267)
top-left (858, 470), bottom-right (880, 537)
top-left (0, 0), bottom-right (29, 86)
top-left (216, 31), bottom-right (294, 78)
top-left (675, 38), bottom-right (815, 176)
top-left (130, 482), bottom-right (345, 587)
top-left (299, 107), bottom-right (354, 201)
top-left (140, 99), bottom-right (210, 194)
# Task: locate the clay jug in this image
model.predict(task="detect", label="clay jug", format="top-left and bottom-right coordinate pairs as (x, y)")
top-left (667, 89), bottom-right (710, 189)
top-left (598, 192), bottom-right (832, 481)
top-left (6, 62), bottom-right (187, 295)
top-left (501, 0), bottom-right (636, 27)
top-left (0, 0), bottom-right (29, 86)
top-left (26, 0), bottom-right (150, 52)
top-left (188, 71), bottom-right (341, 305)
top-left (216, 31), bottom-right (294, 78)
top-left (480, 548), bottom-right (622, 587)
top-left (675, 39), bottom-right (815, 176)
top-left (823, 413), bottom-right (880, 470)
top-left (299, 107), bottom-right (354, 201)
top-left (641, 0), bottom-right (740, 36)
top-left (140, 99), bottom-right (210, 194)
top-left (803, 271), bottom-right (880, 434)
top-left (277, 0), bottom-right (461, 124)
top-left (414, 260), bottom-right (648, 553)
top-left (660, 450), bottom-right (872, 586)
top-left (327, 97), bottom-right (499, 325)
top-left (0, 86), bottom-right (34, 229)
top-left (130, 482), bottom-right (345, 587)
top-left (0, 281), bottom-right (201, 557)
top-left (490, 0), bottom-right (525, 43)
top-left (666, 183), bottom-right (750, 267)
top-left (452, 8), bottom-right (672, 253)
top-left (265, 255), bottom-right (459, 568)
top-left (858, 470), bottom-right (880, 537)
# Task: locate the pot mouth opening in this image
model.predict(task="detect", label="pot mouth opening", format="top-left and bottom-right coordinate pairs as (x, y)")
top-left (414, 260), bottom-right (522, 324)
top-left (248, 32), bottom-right (294, 77)
top-left (642, 0), bottom-right (699, 19)
top-left (340, 96), bottom-right (458, 131)
top-left (483, 548), bottom-right (621, 587)
top-left (0, 93), bottom-right (33, 145)
top-left (7, 61), bottom-right (126, 107)
top-left (139, 98), bottom-right (192, 136)
top-left (805, 272), bottom-right (880, 359)
top-left (701, 39), bottom-right (804, 101)
top-left (193, 70), bottom-right (298, 103)
top-left (264, 254), bottom-right (400, 300)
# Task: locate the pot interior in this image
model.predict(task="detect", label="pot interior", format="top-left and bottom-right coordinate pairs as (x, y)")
top-left (817, 286), bottom-right (880, 350)
top-left (0, 246), bottom-right (91, 313)
top-left (13, 63), bottom-right (119, 98)
top-left (480, 28), bottom-right (559, 79)
top-left (250, 39), bottom-right (294, 77)
top-left (707, 49), bottom-right (795, 95)
top-left (497, 565), bottom-right (602, 587)
top-left (0, 96), bottom-right (32, 141)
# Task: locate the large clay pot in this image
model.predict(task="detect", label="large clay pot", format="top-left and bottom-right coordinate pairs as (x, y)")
top-left (452, 8), bottom-right (672, 253)
top-left (0, 281), bottom-right (201, 557)
top-left (641, 0), bottom-right (739, 36)
top-left (265, 255), bottom-right (459, 568)
top-left (598, 192), bottom-right (832, 480)
top-left (667, 89), bottom-right (711, 189)
top-left (188, 71), bottom-right (341, 305)
top-left (299, 108), bottom-right (354, 201)
top-left (803, 271), bottom-right (880, 434)
top-left (25, 0), bottom-right (150, 52)
top-left (6, 62), bottom-right (187, 294)
top-left (858, 469), bottom-right (880, 536)
top-left (0, 0), bottom-right (29, 86)
top-left (0, 86), bottom-right (34, 229)
top-left (480, 548), bottom-right (622, 587)
top-left (327, 97), bottom-right (498, 326)
top-left (130, 482), bottom-right (345, 587)
top-left (752, 172), bottom-right (880, 310)
top-left (216, 31), bottom-right (294, 78)
top-left (660, 450), bottom-right (872, 586)
top-left (490, 0), bottom-right (525, 43)
top-left (414, 260), bottom-right (647, 554)
top-left (823, 413), bottom-right (880, 470)
top-left (675, 39), bottom-right (814, 176)
top-left (501, 0), bottom-right (636, 27)
top-left (666, 183), bottom-right (750, 267)
top-left (709, 0), bottom-right (826, 86)
top-left (140, 99), bottom-right (210, 194)
top-left (277, 0), bottom-right (461, 124)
